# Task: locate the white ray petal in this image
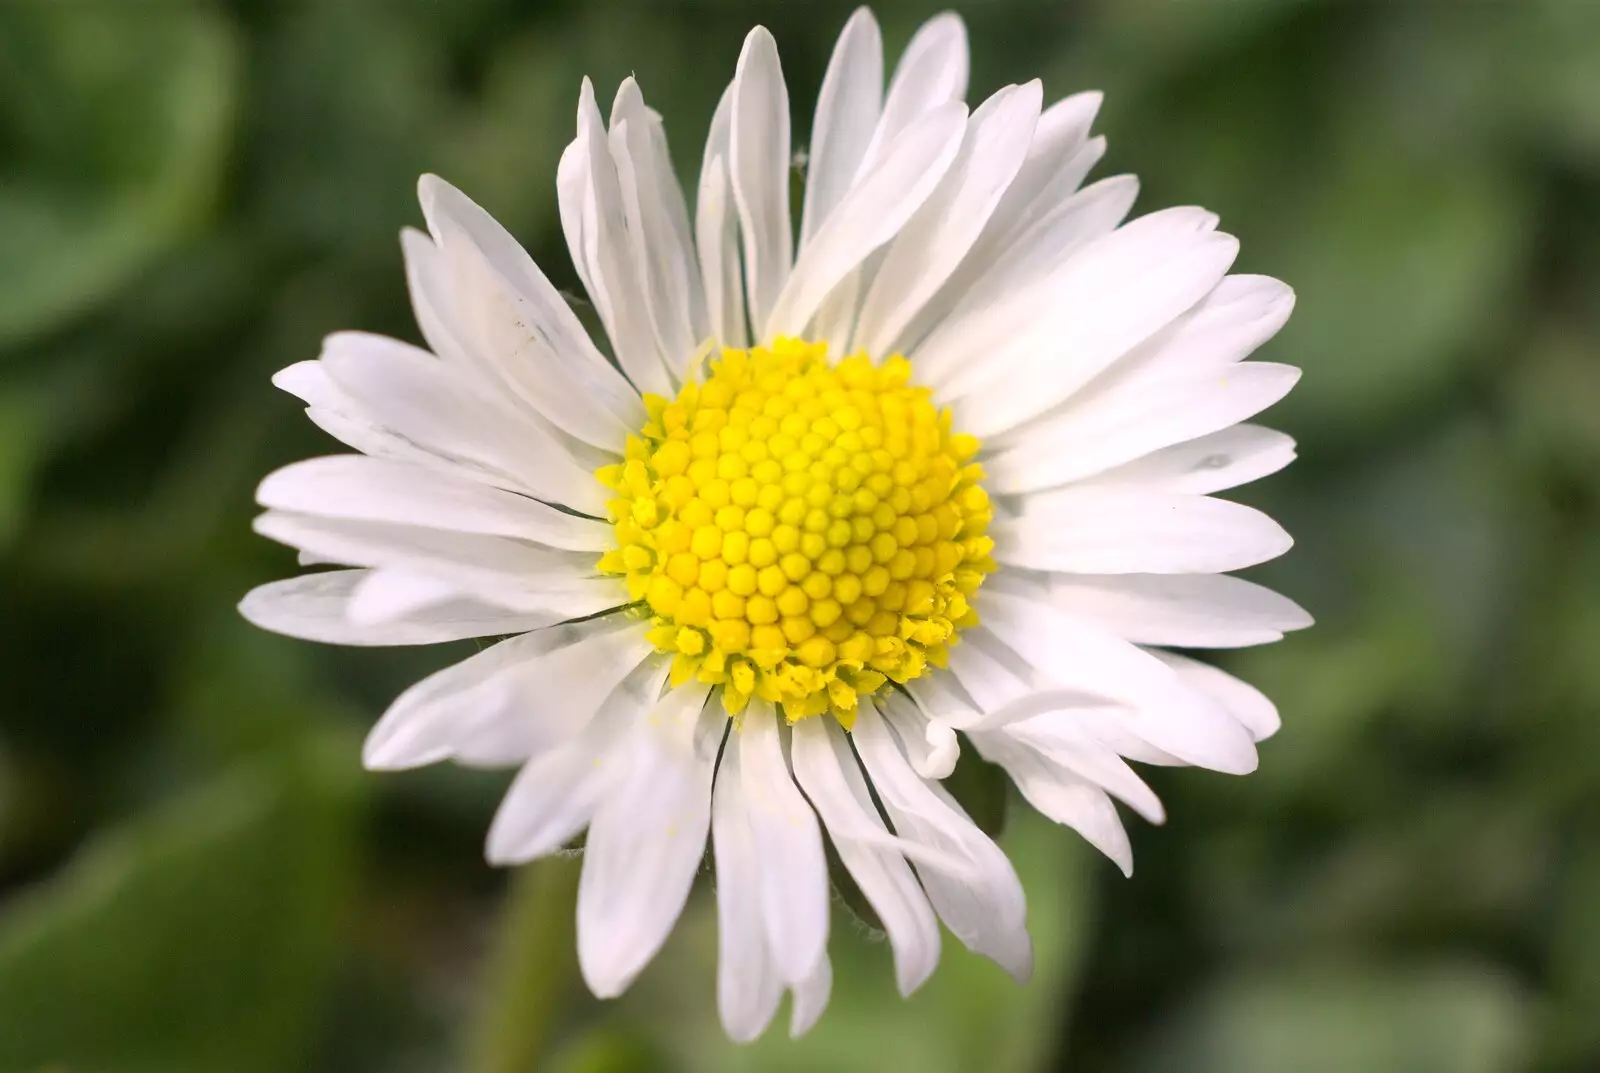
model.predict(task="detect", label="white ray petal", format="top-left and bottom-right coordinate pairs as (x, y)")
top-left (852, 705), bottom-right (1032, 981)
top-left (859, 12), bottom-right (968, 171)
top-left (1152, 650), bottom-right (1283, 742)
top-left (251, 511), bottom-right (623, 617)
top-left (978, 583), bottom-right (1259, 774)
top-left (987, 361), bottom-right (1300, 494)
top-left (257, 455), bottom-right (611, 550)
top-left (994, 488), bottom-right (1294, 575)
top-left (414, 176), bottom-right (644, 449)
top-left (729, 27), bottom-right (793, 337)
top-left (736, 702), bottom-right (829, 986)
top-left (1078, 424), bottom-right (1297, 496)
top-left (854, 80), bottom-right (1042, 358)
top-left (790, 717), bottom-right (942, 996)
top-left (578, 683), bottom-right (720, 996)
top-left (764, 102), bottom-right (967, 340)
top-left (712, 734), bottom-right (785, 1042)
top-left (364, 614), bottom-right (652, 771)
top-left (800, 7), bottom-right (883, 248)
top-left (239, 569), bottom-right (553, 647)
top-left (1048, 572), bottom-right (1312, 649)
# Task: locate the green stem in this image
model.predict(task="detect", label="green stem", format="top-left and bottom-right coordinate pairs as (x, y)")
top-left (463, 855), bottom-right (581, 1073)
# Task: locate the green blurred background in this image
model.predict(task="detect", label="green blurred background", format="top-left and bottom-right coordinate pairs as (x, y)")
top-left (2, 0), bottom-right (1598, 1070)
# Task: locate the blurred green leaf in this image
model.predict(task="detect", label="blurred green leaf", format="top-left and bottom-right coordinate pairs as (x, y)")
top-left (0, 0), bottom-right (236, 347)
top-left (1132, 964), bottom-right (1529, 1073)
top-left (0, 734), bottom-right (363, 1073)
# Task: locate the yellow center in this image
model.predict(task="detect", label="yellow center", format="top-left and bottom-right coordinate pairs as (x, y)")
top-left (596, 337), bottom-right (994, 725)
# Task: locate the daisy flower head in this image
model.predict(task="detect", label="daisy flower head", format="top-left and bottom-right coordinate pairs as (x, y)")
top-left (242, 7), bottom-right (1309, 1042)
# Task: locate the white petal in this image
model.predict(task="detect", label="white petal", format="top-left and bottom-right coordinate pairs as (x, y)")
top-left (790, 717), bottom-right (941, 996)
top-left (729, 27), bottom-right (793, 337)
top-left (272, 360), bottom-right (342, 408)
top-left (609, 80), bottom-right (706, 365)
top-left (559, 80), bottom-right (675, 396)
top-left (347, 567), bottom-right (460, 624)
top-left (484, 659), bottom-right (670, 863)
top-left (578, 683), bottom-right (720, 997)
top-left (1079, 424), bottom-right (1297, 496)
top-left (257, 455), bottom-right (612, 550)
top-left (859, 12), bottom-right (968, 171)
top-left (364, 614), bottom-right (652, 771)
top-left (998, 715), bottom-right (1166, 824)
top-left (879, 690), bottom-right (960, 779)
top-left (976, 90), bottom-right (1105, 257)
top-left (1152, 650), bottom-right (1282, 742)
top-left (1048, 572), bottom-right (1312, 649)
top-left (970, 730), bottom-right (1134, 875)
top-left (945, 213), bottom-right (1240, 436)
top-left (852, 704), bottom-right (1033, 981)
top-left (414, 176), bottom-right (644, 449)
top-left (736, 701), bottom-right (829, 985)
top-left (712, 734), bottom-right (784, 1043)
top-left (987, 361), bottom-right (1299, 494)
top-left (907, 165), bottom-right (1131, 368)
top-left (853, 81), bottom-right (1042, 358)
top-left (251, 511), bottom-right (623, 618)
top-left (788, 954), bottom-right (833, 1038)
top-left (764, 102), bottom-right (967, 341)
top-left (944, 628), bottom-right (1035, 711)
top-left (696, 86), bottom-right (749, 348)
top-left (239, 569), bottom-right (550, 647)
top-left (978, 583), bottom-right (1259, 774)
top-left (318, 331), bottom-right (606, 514)
top-left (1092, 273), bottom-right (1296, 391)
top-left (994, 487), bottom-right (1294, 575)
top-left (799, 8), bottom-right (883, 248)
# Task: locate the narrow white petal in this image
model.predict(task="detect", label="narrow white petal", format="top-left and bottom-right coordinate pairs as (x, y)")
top-left (944, 629), bottom-right (1035, 712)
top-left (799, 8), bottom-right (883, 248)
top-left (272, 360), bottom-right (342, 408)
top-left (239, 570), bottom-right (550, 647)
top-left (609, 80), bottom-right (706, 365)
top-left (1079, 424), bottom-right (1297, 496)
top-left (415, 176), bottom-right (644, 449)
top-left (696, 86), bottom-right (749, 348)
top-left (318, 331), bottom-right (605, 514)
top-left (712, 735), bottom-right (784, 1043)
top-left (1048, 572), bottom-right (1312, 649)
top-left (764, 102), bottom-right (967, 340)
top-left (970, 730), bottom-right (1134, 875)
top-left (485, 661), bottom-right (670, 863)
top-left (559, 80), bottom-right (676, 396)
top-left (994, 487), bottom-right (1294, 575)
top-left (853, 81), bottom-right (1042, 358)
top-left (365, 615), bottom-right (652, 772)
top-left (347, 567), bottom-right (460, 624)
top-left (257, 455), bottom-right (612, 550)
top-left (729, 27), bottom-right (793, 337)
top-left (978, 582), bottom-right (1259, 774)
top-left (860, 12), bottom-right (968, 171)
top-left (735, 702), bottom-right (829, 985)
top-left (1092, 273), bottom-right (1296, 391)
top-left (790, 717), bottom-right (941, 996)
top-left (905, 162), bottom-right (1131, 368)
top-left (578, 683), bottom-right (720, 996)
top-left (879, 690), bottom-right (960, 779)
top-left (251, 511), bottom-right (623, 618)
top-left (852, 705), bottom-right (1033, 981)
top-left (947, 216), bottom-right (1240, 436)
top-left (976, 89), bottom-right (1105, 256)
top-left (788, 954), bottom-right (833, 1038)
top-left (998, 715), bottom-right (1166, 824)
top-left (1152, 650), bottom-right (1282, 741)
top-left (987, 362), bottom-right (1300, 493)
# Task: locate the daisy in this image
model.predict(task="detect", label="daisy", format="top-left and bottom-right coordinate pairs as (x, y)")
top-left (242, 7), bottom-right (1309, 1041)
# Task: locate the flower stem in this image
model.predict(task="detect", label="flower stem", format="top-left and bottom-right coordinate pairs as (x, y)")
top-left (463, 855), bottom-right (581, 1073)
